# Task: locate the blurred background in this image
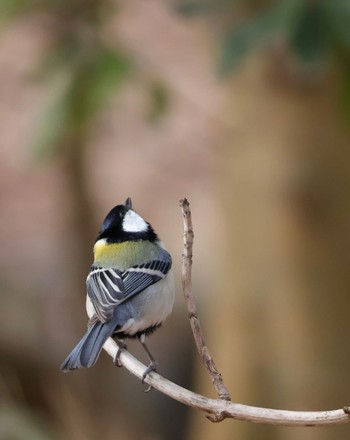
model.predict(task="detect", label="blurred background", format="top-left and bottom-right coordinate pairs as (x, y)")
top-left (1, 0), bottom-right (350, 439)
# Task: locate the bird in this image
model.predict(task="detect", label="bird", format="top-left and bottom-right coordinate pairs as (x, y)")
top-left (61, 197), bottom-right (175, 383)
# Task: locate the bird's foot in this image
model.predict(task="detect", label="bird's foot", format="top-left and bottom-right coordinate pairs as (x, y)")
top-left (142, 361), bottom-right (158, 393)
top-left (113, 340), bottom-right (128, 367)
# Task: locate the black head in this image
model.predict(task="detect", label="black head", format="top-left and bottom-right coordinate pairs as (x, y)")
top-left (96, 198), bottom-right (158, 243)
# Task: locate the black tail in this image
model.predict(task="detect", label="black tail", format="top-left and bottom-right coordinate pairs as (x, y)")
top-left (61, 320), bottom-right (115, 371)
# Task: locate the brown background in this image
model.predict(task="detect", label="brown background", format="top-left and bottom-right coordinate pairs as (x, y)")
top-left (1, 1), bottom-right (350, 439)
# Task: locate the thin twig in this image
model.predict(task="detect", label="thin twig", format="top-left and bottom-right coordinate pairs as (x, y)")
top-left (103, 338), bottom-right (350, 426)
top-left (180, 198), bottom-right (231, 401)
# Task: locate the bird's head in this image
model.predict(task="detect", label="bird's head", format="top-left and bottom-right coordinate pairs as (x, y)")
top-left (97, 198), bottom-right (158, 243)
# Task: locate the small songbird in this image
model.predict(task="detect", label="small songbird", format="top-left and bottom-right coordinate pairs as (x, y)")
top-left (61, 198), bottom-right (174, 381)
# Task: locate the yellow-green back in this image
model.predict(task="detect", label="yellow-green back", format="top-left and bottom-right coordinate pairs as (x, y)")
top-left (93, 239), bottom-right (163, 270)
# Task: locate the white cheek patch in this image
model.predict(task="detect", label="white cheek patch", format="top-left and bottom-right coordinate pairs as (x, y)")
top-left (122, 210), bottom-right (148, 233)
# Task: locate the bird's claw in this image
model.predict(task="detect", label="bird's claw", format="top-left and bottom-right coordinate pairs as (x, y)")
top-left (113, 349), bottom-right (123, 367)
top-left (143, 384), bottom-right (153, 393)
top-left (141, 361), bottom-right (158, 392)
top-left (113, 341), bottom-right (127, 367)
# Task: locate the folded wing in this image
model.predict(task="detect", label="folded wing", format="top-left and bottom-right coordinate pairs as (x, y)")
top-left (87, 251), bottom-right (172, 323)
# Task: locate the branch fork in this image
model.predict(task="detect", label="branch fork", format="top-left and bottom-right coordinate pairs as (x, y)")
top-left (101, 198), bottom-right (350, 427)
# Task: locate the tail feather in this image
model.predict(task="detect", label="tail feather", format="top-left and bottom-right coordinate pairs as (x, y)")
top-left (61, 320), bottom-right (115, 371)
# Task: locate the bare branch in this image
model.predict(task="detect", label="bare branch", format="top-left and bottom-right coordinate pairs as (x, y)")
top-left (180, 198), bottom-right (231, 401)
top-left (103, 338), bottom-right (350, 426)
top-left (99, 198), bottom-right (350, 427)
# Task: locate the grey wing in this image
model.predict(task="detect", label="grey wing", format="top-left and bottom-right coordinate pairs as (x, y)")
top-left (86, 267), bottom-right (124, 323)
top-left (122, 253), bottom-right (172, 299)
top-left (86, 249), bottom-right (172, 323)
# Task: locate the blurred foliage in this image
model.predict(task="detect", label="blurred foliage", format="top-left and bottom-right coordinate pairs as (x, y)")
top-left (221, 0), bottom-right (303, 71)
top-left (0, 0), bottom-right (114, 24)
top-left (340, 67), bottom-right (350, 121)
top-left (177, 0), bottom-right (350, 122)
top-left (34, 43), bottom-right (129, 159)
top-left (176, 0), bottom-right (233, 16)
top-left (0, 0), bottom-right (33, 21)
top-left (177, 0), bottom-right (350, 69)
top-left (147, 81), bottom-right (170, 124)
top-left (290, 2), bottom-right (330, 64)
top-left (1, 0), bottom-right (130, 159)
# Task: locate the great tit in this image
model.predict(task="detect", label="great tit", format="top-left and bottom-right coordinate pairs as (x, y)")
top-left (61, 198), bottom-right (174, 380)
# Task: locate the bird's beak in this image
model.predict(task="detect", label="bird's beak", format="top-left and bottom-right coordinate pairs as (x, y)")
top-left (124, 197), bottom-right (132, 210)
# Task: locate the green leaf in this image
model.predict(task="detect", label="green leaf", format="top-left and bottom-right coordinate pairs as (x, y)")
top-left (32, 46), bottom-right (130, 159)
top-left (147, 81), bottom-right (169, 123)
top-left (66, 47), bottom-right (130, 130)
top-left (0, 0), bottom-right (35, 22)
top-left (221, 18), bottom-right (269, 72)
top-left (324, 0), bottom-right (350, 50)
top-left (176, 0), bottom-right (232, 16)
top-left (36, 39), bottom-right (81, 78)
top-left (290, 3), bottom-right (331, 64)
top-left (31, 75), bottom-right (71, 160)
top-left (81, 48), bottom-right (130, 120)
top-left (339, 66), bottom-right (350, 126)
top-left (220, 0), bottom-right (304, 72)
